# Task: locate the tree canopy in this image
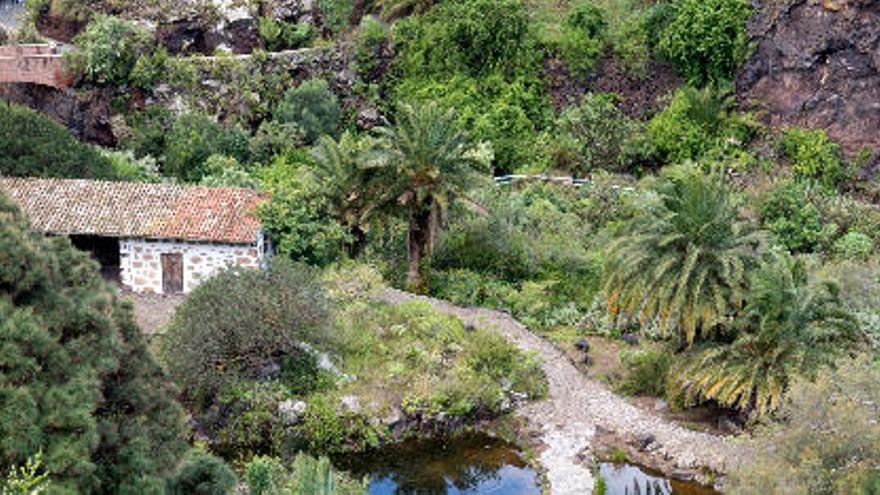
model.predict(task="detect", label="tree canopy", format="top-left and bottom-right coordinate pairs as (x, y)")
top-left (0, 193), bottom-right (187, 494)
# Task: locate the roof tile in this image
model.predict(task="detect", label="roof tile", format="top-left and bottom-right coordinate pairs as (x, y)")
top-left (0, 177), bottom-right (266, 244)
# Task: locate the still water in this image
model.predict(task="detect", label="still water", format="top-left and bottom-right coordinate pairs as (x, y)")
top-left (337, 434), bottom-right (541, 495)
top-left (599, 463), bottom-right (720, 495)
top-left (337, 434), bottom-right (719, 495)
top-left (0, 0), bottom-right (25, 30)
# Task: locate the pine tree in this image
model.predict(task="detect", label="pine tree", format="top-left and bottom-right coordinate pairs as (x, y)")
top-left (0, 194), bottom-right (188, 494)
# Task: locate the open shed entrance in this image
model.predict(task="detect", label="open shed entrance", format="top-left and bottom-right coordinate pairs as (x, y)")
top-left (69, 235), bottom-right (121, 283)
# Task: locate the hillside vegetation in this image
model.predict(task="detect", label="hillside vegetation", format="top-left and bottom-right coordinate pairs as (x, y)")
top-left (3, 0), bottom-right (880, 493)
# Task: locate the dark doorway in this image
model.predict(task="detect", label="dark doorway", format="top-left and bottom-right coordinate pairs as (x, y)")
top-left (161, 253), bottom-right (184, 294)
top-left (69, 235), bottom-right (120, 283)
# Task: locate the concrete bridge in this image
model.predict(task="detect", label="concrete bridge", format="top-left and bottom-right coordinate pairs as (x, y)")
top-left (0, 44), bottom-right (68, 88)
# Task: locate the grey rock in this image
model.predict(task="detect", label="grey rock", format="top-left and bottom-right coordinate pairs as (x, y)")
top-left (575, 338), bottom-right (590, 352)
top-left (340, 395), bottom-right (361, 414)
top-left (279, 399), bottom-right (307, 425)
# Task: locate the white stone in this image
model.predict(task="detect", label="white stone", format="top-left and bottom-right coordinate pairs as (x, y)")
top-left (279, 399), bottom-right (308, 424)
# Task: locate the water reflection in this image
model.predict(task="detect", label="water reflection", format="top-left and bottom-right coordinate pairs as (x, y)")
top-left (336, 434), bottom-right (541, 495)
top-left (599, 463), bottom-right (719, 495)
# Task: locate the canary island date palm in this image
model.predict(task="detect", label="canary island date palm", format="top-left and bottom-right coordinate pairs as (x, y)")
top-left (670, 251), bottom-right (860, 419)
top-left (373, 102), bottom-right (492, 291)
top-left (603, 164), bottom-right (765, 345)
top-left (309, 131), bottom-right (385, 256)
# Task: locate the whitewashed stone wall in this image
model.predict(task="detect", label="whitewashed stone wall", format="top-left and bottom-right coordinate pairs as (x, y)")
top-left (119, 238), bottom-right (261, 294)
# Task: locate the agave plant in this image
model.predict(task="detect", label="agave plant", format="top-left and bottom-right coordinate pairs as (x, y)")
top-left (287, 454), bottom-right (366, 495)
top-left (670, 251), bottom-right (861, 419)
top-left (603, 163), bottom-right (765, 345)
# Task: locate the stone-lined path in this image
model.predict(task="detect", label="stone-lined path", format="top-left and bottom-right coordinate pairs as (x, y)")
top-left (377, 289), bottom-right (738, 495)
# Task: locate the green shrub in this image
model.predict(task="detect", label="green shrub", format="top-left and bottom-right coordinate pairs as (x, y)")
top-left (166, 451), bottom-right (237, 495)
top-left (259, 17), bottom-right (314, 51)
top-left (317, 0), bottom-right (354, 36)
top-left (355, 15), bottom-right (390, 81)
top-left (759, 181), bottom-right (839, 254)
top-left (199, 154), bottom-right (260, 189)
top-left (392, 0), bottom-right (535, 78)
top-left (160, 259), bottom-right (331, 400)
top-left (130, 47), bottom-right (169, 90)
top-left (101, 149), bottom-right (162, 182)
top-left (617, 349), bottom-right (672, 396)
top-left (162, 112), bottom-right (250, 181)
top-left (126, 105), bottom-right (174, 161)
top-left (68, 15), bottom-right (154, 85)
top-left (657, 0), bottom-right (752, 85)
top-left (275, 79), bottom-right (341, 143)
top-left (780, 127), bottom-right (846, 188)
top-left (244, 456), bottom-right (287, 495)
top-left (556, 4), bottom-right (606, 78)
top-left (647, 86), bottom-right (755, 164)
top-left (258, 155), bottom-right (350, 266)
top-left (834, 231), bottom-right (874, 260)
top-left (554, 93), bottom-right (634, 174)
top-left (249, 120), bottom-right (307, 164)
top-left (0, 103), bottom-right (116, 179)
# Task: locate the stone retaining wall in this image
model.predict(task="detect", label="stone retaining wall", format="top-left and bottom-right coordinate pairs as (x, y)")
top-left (0, 44), bottom-right (67, 88)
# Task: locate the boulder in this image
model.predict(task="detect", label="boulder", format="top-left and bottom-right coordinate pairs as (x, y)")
top-left (339, 395), bottom-right (361, 414)
top-left (279, 399), bottom-right (308, 424)
top-left (737, 0), bottom-right (880, 158)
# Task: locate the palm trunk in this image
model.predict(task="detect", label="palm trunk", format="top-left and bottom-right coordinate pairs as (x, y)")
top-left (406, 199), bottom-right (433, 292)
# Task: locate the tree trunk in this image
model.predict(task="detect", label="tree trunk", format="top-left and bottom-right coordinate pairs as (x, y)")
top-left (345, 224), bottom-right (368, 258)
top-left (406, 199), bottom-right (433, 292)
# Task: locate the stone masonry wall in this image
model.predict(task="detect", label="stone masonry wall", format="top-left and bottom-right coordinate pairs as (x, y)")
top-left (120, 238), bottom-right (261, 294)
top-left (0, 44), bottom-right (67, 88)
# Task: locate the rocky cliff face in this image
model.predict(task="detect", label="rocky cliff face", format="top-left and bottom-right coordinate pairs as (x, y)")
top-left (736, 0), bottom-right (880, 158)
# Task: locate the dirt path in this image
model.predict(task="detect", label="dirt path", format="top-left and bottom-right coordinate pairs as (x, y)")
top-left (377, 289), bottom-right (737, 495)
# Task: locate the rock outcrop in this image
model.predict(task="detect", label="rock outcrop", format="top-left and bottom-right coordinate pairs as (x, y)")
top-left (736, 0), bottom-right (880, 157)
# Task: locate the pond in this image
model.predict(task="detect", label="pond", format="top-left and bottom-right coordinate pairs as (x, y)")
top-left (599, 462), bottom-right (720, 495)
top-left (0, 0), bottom-right (25, 31)
top-left (336, 434), bottom-right (542, 495)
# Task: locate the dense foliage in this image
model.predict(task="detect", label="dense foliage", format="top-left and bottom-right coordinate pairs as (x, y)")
top-left (0, 194), bottom-right (187, 494)
top-left (275, 79), bottom-right (342, 144)
top-left (670, 252), bottom-right (859, 418)
top-left (68, 15), bottom-right (154, 85)
top-left (657, 0), bottom-right (752, 85)
top-left (0, 104), bottom-right (115, 179)
top-left (604, 164), bottom-right (764, 345)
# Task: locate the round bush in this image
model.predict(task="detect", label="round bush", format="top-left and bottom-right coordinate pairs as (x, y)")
top-left (167, 451), bottom-right (237, 495)
top-left (159, 259), bottom-right (331, 401)
top-left (657, 0), bottom-right (752, 85)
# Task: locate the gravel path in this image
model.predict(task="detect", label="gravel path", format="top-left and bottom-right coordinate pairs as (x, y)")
top-left (377, 289), bottom-right (738, 495)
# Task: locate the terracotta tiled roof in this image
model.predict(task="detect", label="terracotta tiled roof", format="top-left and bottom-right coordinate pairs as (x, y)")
top-left (0, 177), bottom-right (266, 244)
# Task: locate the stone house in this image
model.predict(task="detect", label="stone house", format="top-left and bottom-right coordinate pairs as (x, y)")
top-left (0, 177), bottom-right (269, 294)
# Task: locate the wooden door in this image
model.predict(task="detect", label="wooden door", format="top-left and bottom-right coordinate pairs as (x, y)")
top-left (161, 253), bottom-right (184, 293)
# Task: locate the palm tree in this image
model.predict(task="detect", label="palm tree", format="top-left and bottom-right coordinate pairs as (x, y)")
top-left (309, 131), bottom-right (384, 257)
top-left (373, 102), bottom-right (492, 291)
top-left (669, 251), bottom-right (860, 419)
top-left (603, 164), bottom-right (765, 345)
